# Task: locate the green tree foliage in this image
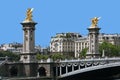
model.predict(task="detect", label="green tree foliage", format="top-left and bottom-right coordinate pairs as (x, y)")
top-left (51, 53), bottom-right (65, 61)
top-left (0, 51), bottom-right (20, 61)
top-left (99, 42), bottom-right (120, 57)
top-left (79, 48), bottom-right (88, 58)
top-left (36, 54), bottom-right (48, 60)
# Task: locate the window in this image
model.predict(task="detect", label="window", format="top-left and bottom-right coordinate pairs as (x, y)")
top-left (106, 37), bottom-right (109, 40)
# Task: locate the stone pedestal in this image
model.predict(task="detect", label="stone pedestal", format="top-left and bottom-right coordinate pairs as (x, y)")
top-left (20, 21), bottom-right (37, 63)
top-left (87, 26), bottom-right (101, 58)
top-left (20, 21), bottom-right (38, 77)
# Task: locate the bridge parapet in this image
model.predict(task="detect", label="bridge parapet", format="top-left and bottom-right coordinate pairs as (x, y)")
top-left (54, 57), bottom-right (120, 77)
top-left (60, 57), bottom-right (120, 62)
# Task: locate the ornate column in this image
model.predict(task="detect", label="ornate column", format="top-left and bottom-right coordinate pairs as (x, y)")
top-left (87, 17), bottom-right (101, 58)
top-left (20, 8), bottom-right (37, 63)
top-left (19, 8), bottom-right (38, 77)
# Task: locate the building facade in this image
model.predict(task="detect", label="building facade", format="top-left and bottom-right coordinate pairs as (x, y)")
top-left (0, 42), bottom-right (23, 53)
top-left (74, 33), bottom-right (120, 58)
top-left (50, 33), bottom-right (81, 57)
top-left (75, 36), bottom-right (89, 58)
top-left (50, 33), bottom-right (120, 58)
top-left (99, 33), bottom-right (120, 45)
top-left (0, 43), bottom-right (41, 54)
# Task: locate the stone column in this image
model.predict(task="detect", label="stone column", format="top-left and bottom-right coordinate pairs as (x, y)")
top-left (20, 22), bottom-right (37, 63)
top-left (87, 17), bottom-right (101, 58)
top-left (19, 8), bottom-right (38, 77)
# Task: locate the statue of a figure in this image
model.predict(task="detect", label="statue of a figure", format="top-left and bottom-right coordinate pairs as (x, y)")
top-left (91, 17), bottom-right (99, 26)
top-left (25, 8), bottom-right (34, 21)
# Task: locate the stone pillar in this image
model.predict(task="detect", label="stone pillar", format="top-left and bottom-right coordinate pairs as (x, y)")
top-left (20, 22), bottom-right (37, 63)
top-left (87, 17), bottom-right (101, 58)
top-left (24, 63), bottom-right (38, 77)
top-left (20, 8), bottom-right (37, 63)
top-left (87, 27), bottom-right (100, 58)
top-left (19, 8), bottom-right (38, 77)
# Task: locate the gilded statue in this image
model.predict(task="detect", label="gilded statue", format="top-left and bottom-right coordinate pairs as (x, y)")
top-left (91, 17), bottom-right (100, 26)
top-left (25, 8), bottom-right (34, 22)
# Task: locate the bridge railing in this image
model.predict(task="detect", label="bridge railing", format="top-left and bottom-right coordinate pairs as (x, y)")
top-left (54, 57), bottom-right (120, 77)
top-left (59, 57), bottom-right (120, 62)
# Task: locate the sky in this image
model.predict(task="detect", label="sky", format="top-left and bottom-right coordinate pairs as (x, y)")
top-left (0, 0), bottom-right (120, 47)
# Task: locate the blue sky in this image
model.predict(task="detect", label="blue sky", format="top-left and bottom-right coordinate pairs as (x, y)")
top-left (0, 0), bottom-right (120, 47)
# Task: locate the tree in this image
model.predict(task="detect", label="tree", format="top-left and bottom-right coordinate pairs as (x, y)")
top-left (36, 54), bottom-right (48, 60)
top-left (51, 53), bottom-right (65, 61)
top-left (79, 48), bottom-right (88, 58)
top-left (99, 41), bottom-right (120, 57)
top-left (36, 53), bottom-right (43, 60)
top-left (0, 51), bottom-right (20, 61)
